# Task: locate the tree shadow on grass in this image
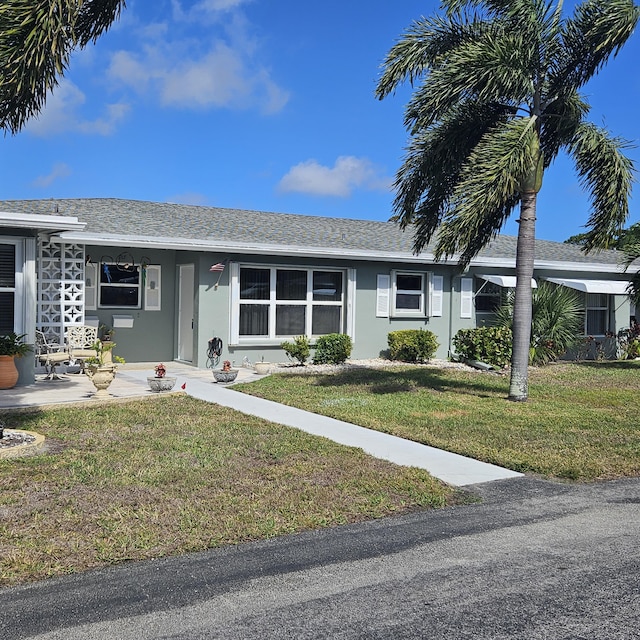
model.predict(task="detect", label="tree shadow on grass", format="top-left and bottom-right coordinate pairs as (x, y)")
top-left (573, 360), bottom-right (640, 371)
top-left (309, 366), bottom-right (506, 398)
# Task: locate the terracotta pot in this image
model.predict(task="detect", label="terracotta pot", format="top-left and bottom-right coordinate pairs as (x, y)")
top-left (0, 355), bottom-right (19, 389)
top-left (86, 364), bottom-right (117, 398)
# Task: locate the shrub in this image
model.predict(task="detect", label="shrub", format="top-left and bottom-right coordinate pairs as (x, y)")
top-left (387, 329), bottom-right (439, 362)
top-left (313, 333), bottom-right (352, 365)
top-left (452, 326), bottom-right (513, 368)
top-left (495, 282), bottom-right (583, 365)
top-left (280, 335), bottom-right (311, 365)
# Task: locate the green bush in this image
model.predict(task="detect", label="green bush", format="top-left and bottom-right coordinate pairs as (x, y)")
top-left (495, 282), bottom-right (583, 365)
top-left (313, 333), bottom-right (352, 365)
top-left (387, 329), bottom-right (439, 362)
top-left (280, 335), bottom-right (311, 365)
top-left (452, 326), bottom-right (513, 368)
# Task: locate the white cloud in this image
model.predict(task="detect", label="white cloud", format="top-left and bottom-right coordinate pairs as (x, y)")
top-left (107, 42), bottom-right (289, 114)
top-left (172, 0), bottom-right (251, 22)
top-left (25, 80), bottom-right (130, 137)
top-left (278, 157), bottom-right (391, 197)
top-left (31, 163), bottom-right (72, 188)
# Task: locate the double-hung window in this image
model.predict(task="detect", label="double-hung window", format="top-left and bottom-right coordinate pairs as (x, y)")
top-left (235, 266), bottom-right (345, 340)
top-left (387, 271), bottom-right (427, 317)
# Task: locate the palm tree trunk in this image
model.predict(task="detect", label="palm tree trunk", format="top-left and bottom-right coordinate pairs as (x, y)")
top-left (508, 191), bottom-right (537, 401)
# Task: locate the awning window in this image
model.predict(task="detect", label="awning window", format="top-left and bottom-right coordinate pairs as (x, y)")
top-left (478, 274), bottom-right (537, 288)
top-left (546, 278), bottom-right (629, 295)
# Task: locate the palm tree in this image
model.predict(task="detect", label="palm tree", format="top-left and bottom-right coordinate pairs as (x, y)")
top-left (622, 241), bottom-right (640, 307)
top-left (376, 0), bottom-right (639, 400)
top-left (0, 0), bottom-right (126, 134)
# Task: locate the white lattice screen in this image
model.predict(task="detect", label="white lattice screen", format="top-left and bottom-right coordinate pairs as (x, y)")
top-left (37, 239), bottom-right (86, 343)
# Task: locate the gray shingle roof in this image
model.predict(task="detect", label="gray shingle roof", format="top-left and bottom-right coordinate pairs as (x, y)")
top-left (0, 197), bottom-right (624, 267)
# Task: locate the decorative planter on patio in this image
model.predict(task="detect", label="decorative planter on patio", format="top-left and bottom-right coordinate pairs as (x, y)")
top-left (213, 369), bottom-right (238, 383)
top-left (86, 364), bottom-right (117, 398)
top-left (147, 376), bottom-right (177, 392)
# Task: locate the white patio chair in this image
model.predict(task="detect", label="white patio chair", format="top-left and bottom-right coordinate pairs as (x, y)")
top-left (65, 325), bottom-right (100, 372)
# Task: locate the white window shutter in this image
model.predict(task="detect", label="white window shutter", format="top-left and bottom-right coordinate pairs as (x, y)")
top-left (144, 265), bottom-right (161, 311)
top-left (430, 274), bottom-right (443, 317)
top-left (460, 277), bottom-right (473, 319)
top-left (376, 274), bottom-right (390, 318)
top-left (347, 268), bottom-right (357, 339)
top-left (85, 262), bottom-right (97, 311)
top-left (229, 262), bottom-right (240, 344)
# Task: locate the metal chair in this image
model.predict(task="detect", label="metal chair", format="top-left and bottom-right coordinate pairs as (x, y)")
top-left (35, 330), bottom-right (70, 380)
top-left (64, 325), bottom-right (100, 372)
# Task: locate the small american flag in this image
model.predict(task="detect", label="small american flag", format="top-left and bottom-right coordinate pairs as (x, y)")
top-left (209, 262), bottom-right (226, 272)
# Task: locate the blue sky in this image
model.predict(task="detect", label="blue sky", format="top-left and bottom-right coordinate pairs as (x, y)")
top-left (2, 0), bottom-right (639, 243)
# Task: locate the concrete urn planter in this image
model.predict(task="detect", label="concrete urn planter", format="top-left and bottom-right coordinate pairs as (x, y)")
top-left (86, 364), bottom-right (117, 398)
top-left (213, 369), bottom-right (238, 384)
top-left (254, 362), bottom-right (271, 375)
top-left (147, 376), bottom-right (177, 392)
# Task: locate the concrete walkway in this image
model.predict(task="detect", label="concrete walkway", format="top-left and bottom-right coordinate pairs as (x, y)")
top-left (118, 366), bottom-right (522, 487)
top-left (2, 363), bottom-right (522, 487)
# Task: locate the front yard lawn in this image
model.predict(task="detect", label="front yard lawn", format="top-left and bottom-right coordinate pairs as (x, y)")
top-left (0, 395), bottom-right (461, 587)
top-left (236, 361), bottom-right (640, 482)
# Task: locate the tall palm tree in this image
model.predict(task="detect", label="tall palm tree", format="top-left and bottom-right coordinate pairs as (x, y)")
top-left (376, 0), bottom-right (639, 400)
top-left (0, 0), bottom-right (126, 134)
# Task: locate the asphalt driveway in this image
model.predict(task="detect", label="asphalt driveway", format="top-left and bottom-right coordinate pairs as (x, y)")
top-left (2, 476), bottom-right (639, 639)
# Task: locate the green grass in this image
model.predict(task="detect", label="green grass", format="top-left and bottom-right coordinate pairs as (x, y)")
top-left (0, 395), bottom-right (462, 587)
top-left (236, 361), bottom-right (640, 482)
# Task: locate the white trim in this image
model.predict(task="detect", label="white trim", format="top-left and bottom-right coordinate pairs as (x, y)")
top-left (376, 274), bottom-right (390, 318)
top-left (478, 274), bottom-right (537, 288)
top-left (0, 211), bottom-right (85, 231)
top-left (460, 278), bottom-right (473, 319)
top-left (546, 278), bottom-right (630, 295)
top-left (430, 274), bottom-right (443, 317)
top-left (346, 268), bottom-right (357, 340)
top-left (144, 265), bottom-right (162, 311)
top-left (85, 263), bottom-right (97, 310)
top-left (54, 231), bottom-right (626, 273)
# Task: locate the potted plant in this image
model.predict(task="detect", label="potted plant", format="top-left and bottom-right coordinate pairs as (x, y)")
top-left (254, 356), bottom-right (271, 375)
top-left (84, 340), bottom-right (124, 398)
top-left (147, 363), bottom-right (177, 392)
top-left (0, 333), bottom-right (32, 389)
top-left (213, 359), bottom-right (238, 383)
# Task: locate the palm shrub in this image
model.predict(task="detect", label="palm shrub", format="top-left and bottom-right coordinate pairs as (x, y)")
top-left (495, 282), bottom-right (583, 365)
top-left (452, 326), bottom-right (513, 368)
top-left (280, 335), bottom-right (311, 365)
top-left (388, 329), bottom-right (439, 362)
top-left (313, 334), bottom-right (352, 365)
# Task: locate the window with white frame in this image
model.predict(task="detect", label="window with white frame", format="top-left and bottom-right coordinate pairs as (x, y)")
top-left (392, 271), bottom-right (427, 317)
top-left (585, 293), bottom-right (609, 335)
top-left (98, 263), bottom-right (141, 308)
top-left (377, 271), bottom-right (439, 318)
top-left (235, 266), bottom-right (345, 339)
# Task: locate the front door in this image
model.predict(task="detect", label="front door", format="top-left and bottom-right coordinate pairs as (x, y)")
top-left (177, 264), bottom-right (194, 362)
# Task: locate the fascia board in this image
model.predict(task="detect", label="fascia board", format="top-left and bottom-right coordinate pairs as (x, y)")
top-left (55, 231), bottom-right (625, 273)
top-left (0, 211), bottom-right (85, 232)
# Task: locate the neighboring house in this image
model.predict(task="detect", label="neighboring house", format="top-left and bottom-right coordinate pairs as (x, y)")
top-left (0, 198), bottom-right (634, 385)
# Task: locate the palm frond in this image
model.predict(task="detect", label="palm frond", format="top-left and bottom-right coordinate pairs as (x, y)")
top-left (0, 0), bottom-right (125, 134)
top-left (567, 122), bottom-right (636, 251)
top-left (391, 101), bottom-right (514, 251)
top-left (375, 14), bottom-right (490, 100)
top-left (550, 0), bottom-right (640, 95)
top-left (539, 90), bottom-right (590, 166)
top-left (433, 118), bottom-right (538, 264)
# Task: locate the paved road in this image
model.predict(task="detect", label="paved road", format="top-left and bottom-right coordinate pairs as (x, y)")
top-left (2, 477), bottom-right (639, 639)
